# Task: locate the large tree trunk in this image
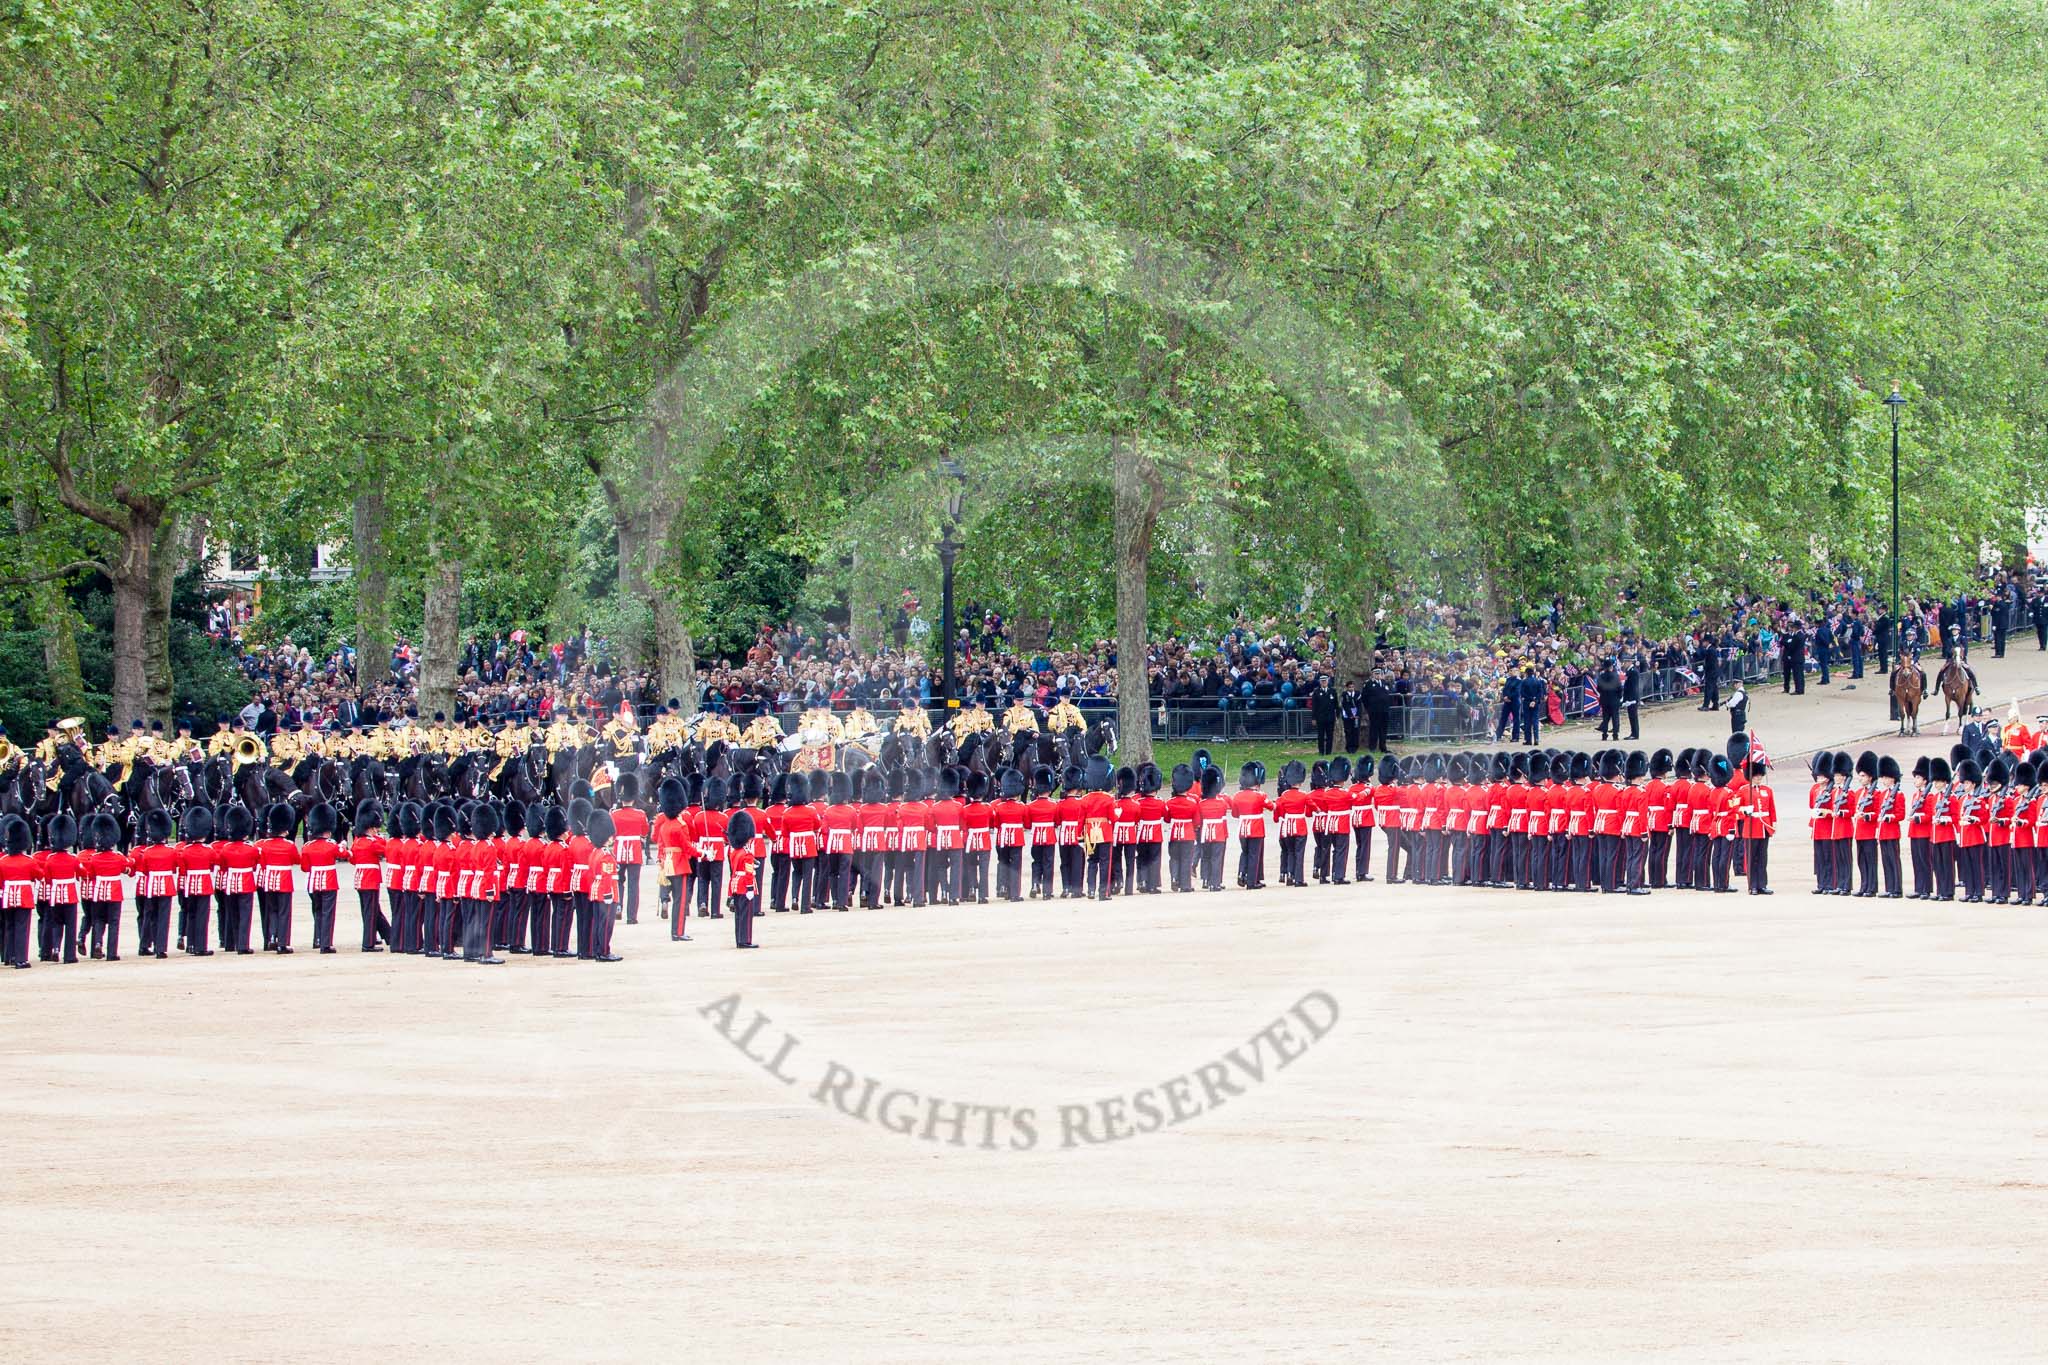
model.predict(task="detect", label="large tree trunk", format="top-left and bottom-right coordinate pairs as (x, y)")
top-left (612, 504), bottom-right (652, 674)
top-left (1333, 605), bottom-right (1380, 689)
top-left (653, 595), bottom-right (696, 710)
top-left (611, 495), bottom-right (694, 703)
top-left (142, 511), bottom-right (185, 722)
top-left (847, 539), bottom-right (883, 652)
top-left (353, 480), bottom-right (391, 697)
top-left (107, 506), bottom-right (164, 732)
top-left (1113, 436), bottom-right (1164, 767)
top-left (420, 554), bottom-right (462, 722)
top-left (1010, 613), bottom-right (1052, 654)
top-left (40, 591), bottom-right (86, 719)
top-left (9, 498), bottom-right (87, 717)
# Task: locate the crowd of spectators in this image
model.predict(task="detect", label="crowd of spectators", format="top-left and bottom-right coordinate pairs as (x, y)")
top-left (195, 564), bottom-right (2047, 739)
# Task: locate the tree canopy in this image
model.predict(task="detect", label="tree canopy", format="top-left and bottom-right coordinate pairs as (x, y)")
top-left (3, 0), bottom-right (2044, 736)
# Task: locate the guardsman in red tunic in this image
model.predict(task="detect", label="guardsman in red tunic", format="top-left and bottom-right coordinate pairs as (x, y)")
top-left (254, 802), bottom-right (299, 953)
top-left (1619, 750), bottom-right (1651, 894)
top-left (1741, 753), bottom-right (1776, 893)
top-left (822, 771), bottom-right (858, 910)
top-left (1417, 755), bottom-right (1449, 885)
top-left (540, 805), bottom-right (573, 955)
top-left (132, 808), bottom-right (181, 958)
top-left (1464, 757), bottom-right (1492, 888)
top-left (340, 804), bottom-right (388, 951)
top-left (781, 774), bottom-right (821, 912)
top-left (1874, 755), bottom-right (1905, 898)
top-left (1850, 751), bottom-right (1881, 897)
top-left (299, 802), bottom-right (343, 953)
top-left (1590, 752), bottom-right (1622, 892)
top-left (1904, 756), bottom-right (1934, 898)
top-left (1134, 763), bottom-right (1167, 894)
top-left (1079, 758), bottom-right (1117, 899)
top-left (0, 815), bottom-right (37, 968)
top-left (960, 770), bottom-right (993, 904)
top-left (1165, 763), bottom-right (1199, 893)
top-left (1988, 756), bottom-right (2018, 903)
top-left (2012, 762), bottom-right (2040, 906)
top-left (725, 808), bottom-right (760, 948)
top-left (695, 777), bottom-right (731, 921)
top-left (1708, 754), bottom-right (1741, 892)
top-left (609, 773), bottom-right (649, 925)
top-left (1195, 763), bottom-right (1229, 892)
top-left (172, 807), bottom-right (214, 956)
top-left (1108, 765), bottom-right (1138, 895)
top-left (1230, 761), bottom-right (1270, 890)
top-left (80, 811), bottom-right (130, 960)
top-left (1806, 753), bottom-right (1834, 894)
top-left (1927, 756), bottom-right (1957, 900)
top-left (1441, 757), bottom-right (1472, 887)
top-left (37, 812), bottom-right (82, 964)
top-left (212, 804), bottom-right (258, 954)
top-left (1348, 759), bottom-right (1376, 884)
top-left (1949, 753), bottom-right (1982, 900)
top-left (1374, 756), bottom-right (1404, 883)
top-left (1056, 768), bottom-right (1086, 899)
top-left (1564, 753), bottom-right (1596, 891)
top-left (991, 767), bottom-right (1028, 902)
top-left (1027, 766), bottom-right (1060, 899)
top-left (897, 769), bottom-right (930, 907)
top-left (1644, 749), bottom-right (1675, 889)
top-left (585, 806), bottom-right (621, 961)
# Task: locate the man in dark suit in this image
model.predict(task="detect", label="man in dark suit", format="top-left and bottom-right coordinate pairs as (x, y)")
top-left (1782, 622), bottom-right (1807, 695)
top-left (1310, 679), bottom-right (1337, 755)
top-left (1363, 675), bottom-right (1392, 753)
top-left (1620, 650), bottom-right (1643, 740)
top-left (1516, 666), bottom-right (1545, 744)
top-left (1595, 661), bottom-right (1622, 740)
top-left (1695, 633), bottom-right (1721, 711)
top-left (1339, 684), bottom-right (1362, 753)
top-left (1813, 614), bottom-right (1834, 686)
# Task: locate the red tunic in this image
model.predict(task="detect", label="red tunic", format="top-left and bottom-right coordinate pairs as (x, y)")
top-left (82, 847), bottom-right (132, 903)
top-left (254, 836), bottom-right (298, 895)
top-left (133, 842), bottom-right (183, 900)
top-left (0, 852), bottom-right (39, 909)
top-left (343, 832), bottom-right (386, 890)
top-left (1228, 790), bottom-right (1269, 839)
top-left (783, 803), bottom-right (823, 859)
top-left (39, 848), bottom-right (82, 905)
top-left (298, 838), bottom-right (341, 893)
top-left (611, 807), bottom-right (649, 866)
top-left (214, 840), bottom-right (258, 896)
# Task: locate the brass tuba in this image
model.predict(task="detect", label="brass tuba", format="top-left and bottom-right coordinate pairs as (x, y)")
top-left (232, 735), bottom-right (266, 769)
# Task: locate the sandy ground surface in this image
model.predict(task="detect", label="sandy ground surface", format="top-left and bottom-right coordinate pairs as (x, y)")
top-left (6, 649), bottom-right (2048, 1363)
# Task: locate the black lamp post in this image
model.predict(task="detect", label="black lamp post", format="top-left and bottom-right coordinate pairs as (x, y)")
top-left (1885, 385), bottom-right (1906, 625)
top-left (938, 458), bottom-right (966, 709)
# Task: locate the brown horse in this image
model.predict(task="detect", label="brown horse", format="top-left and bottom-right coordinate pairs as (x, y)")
top-left (1938, 658), bottom-right (1975, 732)
top-left (1891, 661), bottom-right (1923, 736)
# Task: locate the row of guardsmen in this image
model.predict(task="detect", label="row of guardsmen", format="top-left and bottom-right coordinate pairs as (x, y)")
top-left (1807, 745), bottom-right (2048, 903)
top-left (0, 792), bottom-right (650, 968)
top-left (0, 736), bottom-right (1793, 971)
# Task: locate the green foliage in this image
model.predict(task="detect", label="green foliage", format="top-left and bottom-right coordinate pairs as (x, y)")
top-left (3, 0), bottom-right (2044, 734)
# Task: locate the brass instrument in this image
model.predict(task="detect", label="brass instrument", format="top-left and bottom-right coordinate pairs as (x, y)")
top-left (233, 734), bottom-right (267, 769)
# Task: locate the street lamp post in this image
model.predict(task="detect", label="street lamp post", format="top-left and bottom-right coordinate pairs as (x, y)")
top-left (939, 459), bottom-right (966, 710)
top-left (1886, 385), bottom-right (1906, 628)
